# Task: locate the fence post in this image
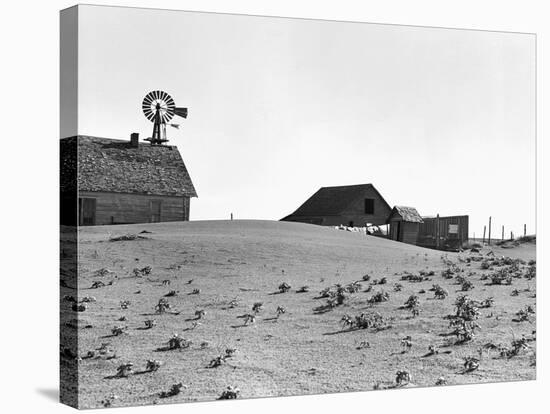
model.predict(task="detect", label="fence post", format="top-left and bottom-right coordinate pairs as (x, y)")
top-left (511, 231), bottom-right (513, 240)
top-left (488, 217), bottom-right (492, 245)
top-left (502, 225), bottom-right (504, 241)
top-left (524, 224), bottom-right (526, 237)
top-left (483, 225), bottom-right (486, 244)
top-left (436, 214), bottom-right (440, 249)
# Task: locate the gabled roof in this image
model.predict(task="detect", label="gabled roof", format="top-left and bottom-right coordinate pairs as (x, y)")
top-left (289, 184), bottom-right (390, 216)
top-left (60, 136), bottom-right (197, 197)
top-left (389, 206), bottom-right (424, 223)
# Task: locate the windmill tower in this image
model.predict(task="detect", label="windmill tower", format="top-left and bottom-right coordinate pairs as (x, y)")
top-left (142, 90), bottom-right (188, 145)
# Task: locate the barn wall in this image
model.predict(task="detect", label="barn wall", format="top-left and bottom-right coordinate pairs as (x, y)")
top-left (283, 214), bottom-right (388, 227)
top-left (388, 219), bottom-right (400, 240)
top-left (388, 217), bottom-right (419, 245)
top-left (340, 186), bottom-right (392, 226)
top-left (78, 191), bottom-right (189, 225)
top-left (283, 216), bottom-right (326, 225)
top-left (284, 187), bottom-right (391, 227)
top-left (401, 222), bottom-right (420, 245)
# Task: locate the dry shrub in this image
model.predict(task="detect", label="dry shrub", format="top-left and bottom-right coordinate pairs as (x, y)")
top-left (167, 334), bottom-right (192, 350)
top-left (160, 382), bottom-right (186, 398)
top-left (395, 370), bottom-right (411, 386)
top-left (368, 290), bottom-right (390, 304)
top-left (278, 282), bottom-right (291, 293)
top-left (146, 359), bottom-right (162, 372)
top-left (218, 386), bottom-right (240, 399)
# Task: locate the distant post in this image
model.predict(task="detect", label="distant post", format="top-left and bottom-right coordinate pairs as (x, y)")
top-left (511, 231), bottom-right (513, 240)
top-left (524, 224), bottom-right (527, 237)
top-left (488, 217), bottom-right (492, 245)
top-left (483, 226), bottom-right (486, 244)
top-left (230, 213), bottom-right (233, 221)
top-left (502, 225), bottom-right (504, 241)
top-left (435, 214), bottom-right (440, 249)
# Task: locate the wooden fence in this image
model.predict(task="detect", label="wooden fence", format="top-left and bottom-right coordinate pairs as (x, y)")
top-left (417, 215), bottom-right (469, 250)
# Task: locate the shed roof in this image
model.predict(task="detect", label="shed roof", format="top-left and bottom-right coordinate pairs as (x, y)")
top-left (60, 136), bottom-right (197, 197)
top-left (389, 206), bottom-right (424, 223)
top-left (288, 184), bottom-right (390, 216)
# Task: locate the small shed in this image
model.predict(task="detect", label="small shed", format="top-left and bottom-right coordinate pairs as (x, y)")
top-left (281, 184), bottom-right (392, 227)
top-left (387, 206), bottom-right (424, 245)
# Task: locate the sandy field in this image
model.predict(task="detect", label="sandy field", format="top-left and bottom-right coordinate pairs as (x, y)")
top-left (60, 220), bottom-right (536, 409)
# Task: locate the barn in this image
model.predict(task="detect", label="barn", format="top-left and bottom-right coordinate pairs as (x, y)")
top-left (387, 206), bottom-right (424, 245)
top-left (281, 184), bottom-right (392, 227)
top-left (60, 134), bottom-right (197, 226)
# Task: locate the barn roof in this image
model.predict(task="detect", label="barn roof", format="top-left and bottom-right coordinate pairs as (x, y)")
top-left (288, 184), bottom-right (390, 216)
top-left (389, 206), bottom-right (424, 223)
top-left (60, 136), bottom-right (197, 197)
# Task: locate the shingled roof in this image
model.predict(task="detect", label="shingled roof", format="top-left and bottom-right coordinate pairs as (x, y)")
top-left (60, 136), bottom-right (197, 197)
top-left (389, 206), bottom-right (424, 223)
top-left (289, 184), bottom-right (390, 216)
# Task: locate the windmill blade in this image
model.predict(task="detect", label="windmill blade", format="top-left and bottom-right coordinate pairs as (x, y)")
top-left (142, 107), bottom-right (155, 121)
top-left (143, 92), bottom-right (155, 104)
top-left (142, 91), bottom-right (158, 122)
top-left (165, 96), bottom-right (176, 108)
top-left (142, 103), bottom-right (153, 114)
top-left (175, 107), bottom-right (188, 119)
top-left (161, 111), bottom-right (174, 123)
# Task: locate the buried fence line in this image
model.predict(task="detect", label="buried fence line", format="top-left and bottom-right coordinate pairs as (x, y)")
top-left (488, 216), bottom-right (492, 245)
top-left (478, 222), bottom-right (528, 245)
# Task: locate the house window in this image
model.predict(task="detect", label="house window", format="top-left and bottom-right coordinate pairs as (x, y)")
top-left (364, 198), bottom-right (375, 214)
top-left (150, 200), bottom-right (162, 223)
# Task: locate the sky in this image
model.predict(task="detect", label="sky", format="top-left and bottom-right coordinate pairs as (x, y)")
top-left (76, 5), bottom-right (536, 237)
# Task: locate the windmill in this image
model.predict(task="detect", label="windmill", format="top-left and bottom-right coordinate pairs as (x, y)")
top-left (142, 90), bottom-right (188, 145)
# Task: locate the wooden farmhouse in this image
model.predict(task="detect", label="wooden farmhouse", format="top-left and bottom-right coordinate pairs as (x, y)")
top-left (60, 134), bottom-right (197, 226)
top-left (387, 206), bottom-right (424, 244)
top-left (281, 184), bottom-right (392, 227)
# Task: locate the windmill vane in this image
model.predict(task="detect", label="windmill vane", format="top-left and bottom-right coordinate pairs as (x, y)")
top-left (142, 90), bottom-right (188, 145)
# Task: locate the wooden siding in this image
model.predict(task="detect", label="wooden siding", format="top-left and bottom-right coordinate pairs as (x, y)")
top-left (284, 186), bottom-right (391, 227)
top-left (388, 217), bottom-right (420, 245)
top-left (78, 191), bottom-right (189, 225)
top-left (401, 222), bottom-right (420, 244)
top-left (339, 186), bottom-right (393, 226)
top-left (418, 215), bottom-right (469, 249)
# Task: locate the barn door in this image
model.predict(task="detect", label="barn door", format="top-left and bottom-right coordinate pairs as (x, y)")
top-left (390, 221), bottom-right (402, 241)
top-left (150, 200), bottom-right (162, 223)
top-left (79, 198), bottom-right (96, 226)
top-left (396, 221), bottom-right (402, 241)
